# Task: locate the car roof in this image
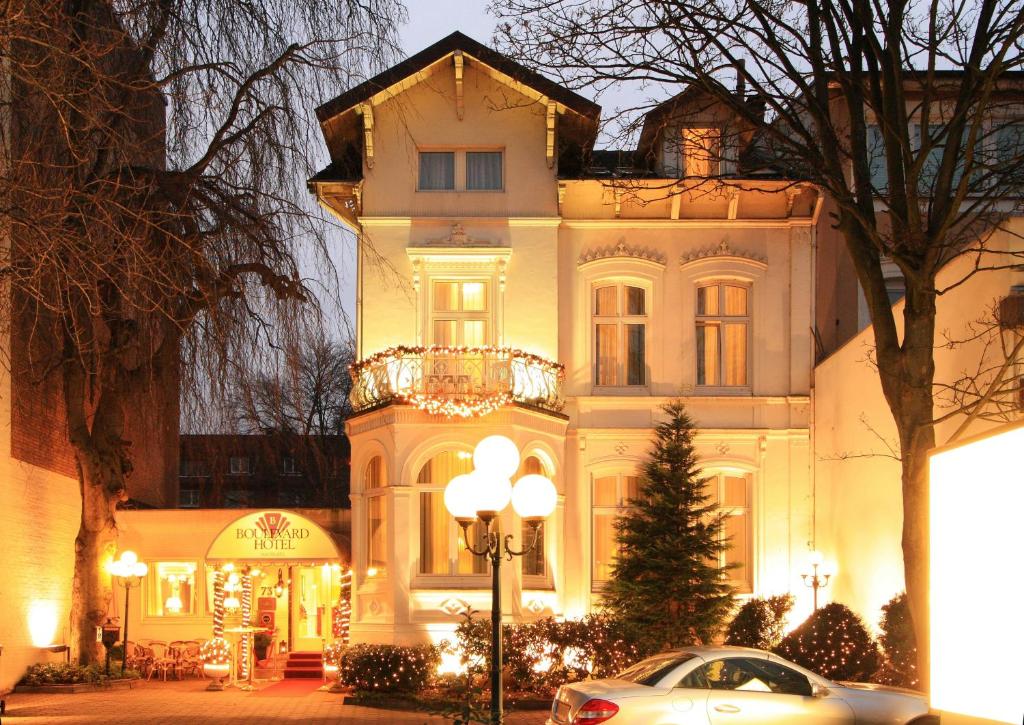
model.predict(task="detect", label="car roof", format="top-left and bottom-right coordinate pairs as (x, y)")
top-left (656, 645), bottom-right (773, 659)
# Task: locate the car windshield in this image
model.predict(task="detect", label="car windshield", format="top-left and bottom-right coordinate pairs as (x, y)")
top-left (616, 653), bottom-right (697, 686)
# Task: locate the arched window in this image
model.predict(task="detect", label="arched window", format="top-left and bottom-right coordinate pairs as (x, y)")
top-left (705, 471), bottom-right (753, 592)
top-left (593, 283), bottom-right (647, 386)
top-left (696, 282), bottom-right (750, 387)
top-left (517, 455), bottom-right (551, 581)
top-left (365, 456), bottom-right (385, 488)
top-left (591, 472), bottom-right (640, 586)
top-left (416, 451), bottom-right (486, 576)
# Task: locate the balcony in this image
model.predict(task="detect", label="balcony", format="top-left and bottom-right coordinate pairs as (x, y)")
top-left (350, 345), bottom-right (564, 417)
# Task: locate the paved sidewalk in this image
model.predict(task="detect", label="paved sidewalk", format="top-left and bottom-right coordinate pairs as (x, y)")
top-left (1, 680), bottom-right (549, 724)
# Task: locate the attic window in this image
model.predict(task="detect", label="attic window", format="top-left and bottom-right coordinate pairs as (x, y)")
top-left (419, 152), bottom-right (455, 190)
top-left (682, 127), bottom-right (721, 177)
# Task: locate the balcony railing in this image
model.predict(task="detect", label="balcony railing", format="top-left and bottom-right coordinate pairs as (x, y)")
top-left (350, 345), bottom-right (564, 417)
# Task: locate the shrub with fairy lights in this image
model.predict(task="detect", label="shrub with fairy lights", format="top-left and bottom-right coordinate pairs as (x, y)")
top-left (725, 594), bottom-right (794, 650)
top-left (872, 593), bottom-right (919, 690)
top-left (774, 602), bottom-right (880, 681)
top-left (338, 643), bottom-right (439, 693)
top-left (324, 641), bottom-right (346, 667)
top-left (200, 637), bottom-right (232, 666)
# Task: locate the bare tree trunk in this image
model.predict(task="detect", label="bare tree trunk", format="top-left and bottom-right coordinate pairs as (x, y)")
top-left (901, 431), bottom-right (933, 693)
top-left (70, 471), bottom-right (118, 665)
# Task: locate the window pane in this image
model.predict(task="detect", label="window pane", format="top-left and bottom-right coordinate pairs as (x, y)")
top-left (696, 324), bottom-right (720, 386)
top-left (416, 451), bottom-right (473, 485)
top-left (868, 125), bottom-right (887, 191)
top-left (697, 285), bottom-right (719, 316)
top-left (420, 492), bottom-right (449, 574)
top-left (461, 281), bottom-right (487, 311)
top-left (595, 324), bottom-right (618, 385)
top-left (433, 281), bottom-right (459, 312)
top-left (366, 456), bottom-right (383, 488)
top-left (626, 324), bottom-right (645, 385)
top-left (725, 513), bottom-right (750, 590)
top-left (519, 455), bottom-right (544, 477)
top-left (462, 319), bottom-right (486, 347)
top-left (419, 151), bottom-right (455, 190)
top-left (368, 496), bottom-right (387, 571)
top-left (724, 475), bottom-right (748, 507)
top-left (595, 286), bottom-right (617, 316)
top-left (466, 151), bottom-right (503, 190)
top-left (593, 476), bottom-right (618, 506)
top-left (433, 320), bottom-right (456, 347)
top-left (457, 520), bottom-right (488, 574)
top-left (623, 476), bottom-right (640, 504)
top-left (149, 562), bottom-right (197, 617)
top-left (723, 323), bottom-right (747, 386)
top-left (723, 285), bottom-right (747, 316)
top-left (522, 523), bottom-right (545, 577)
top-left (592, 512), bottom-right (617, 581)
top-left (702, 474), bottom-right (720, 507)
top-left (626, 286), bottom-right (646, 315)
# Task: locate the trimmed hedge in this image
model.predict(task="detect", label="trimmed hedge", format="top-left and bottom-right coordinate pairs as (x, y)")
top-left (725, 594), bottom-right (794, 650)
top-left (775, 602), bottom-right (880, 681)
top-left (339, 643), bottom-right (439, 693)
top-left (18, 663), bottom-right (140, 686)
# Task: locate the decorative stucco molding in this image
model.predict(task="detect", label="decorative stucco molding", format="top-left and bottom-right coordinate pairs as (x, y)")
top-left (577, 239), bottom-right (667, 268)
top-left (421, 222), bottom-right (498, 248)
top-left (679, 239), bottom-right (768, 268)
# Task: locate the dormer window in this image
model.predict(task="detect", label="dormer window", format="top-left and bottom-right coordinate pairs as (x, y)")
top-left (682, 127), bottom-right (721, 177)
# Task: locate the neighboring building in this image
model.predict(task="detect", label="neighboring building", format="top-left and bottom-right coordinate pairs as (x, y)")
top-left (310, 32), bottom-right (820, 646)
top-left (175, 434), bottom-right (351, 509)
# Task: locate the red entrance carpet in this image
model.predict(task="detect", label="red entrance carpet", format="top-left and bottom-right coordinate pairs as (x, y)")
top-left (282, 651), bottom-right (324, 680)
top-left (255, 679), bottom-right (324, 697)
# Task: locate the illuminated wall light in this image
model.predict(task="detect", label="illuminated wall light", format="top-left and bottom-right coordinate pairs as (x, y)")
top-left (27, 600), bottom-right (59, 647)
top-left (930, 423), bottom-right (1024, 724)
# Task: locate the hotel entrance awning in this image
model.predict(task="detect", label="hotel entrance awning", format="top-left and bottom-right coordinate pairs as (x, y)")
top-left (205, 510), bottom-right (342, 563)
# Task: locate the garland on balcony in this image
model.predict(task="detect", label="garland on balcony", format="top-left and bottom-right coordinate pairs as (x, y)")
top-left (349, 345), bottom-right (564, 419)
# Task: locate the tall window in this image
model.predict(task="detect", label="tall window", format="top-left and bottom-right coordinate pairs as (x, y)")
top-left (466, 151), bottom-right (503, 190)
top-left (696, 282), bottom-right (749, 387)
top-left (417, 451), bottom-right (487, 576)
top-left (592, 473), bottom-right (640, 585)
top-left (419, 151), bottom-right (455, 190)
top-left (519, 455), bottom-right (548, 580)
top-left (682, 127), bottom-right (721, 177)
top-left (365, 456), bottom-right (387, 575)
top-left (594, 283), bottom-right (646, 386)
top-left (432, 280), bottom-right (489, 346)
top-left (705, 472), bottom-right (752, 592)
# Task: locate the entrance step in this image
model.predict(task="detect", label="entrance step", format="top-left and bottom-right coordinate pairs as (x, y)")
top-left (282, 651), bottom-right (323, 680)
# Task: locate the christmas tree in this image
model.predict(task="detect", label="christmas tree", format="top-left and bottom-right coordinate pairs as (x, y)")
top-left (603, 401), bottom-right (735, 648)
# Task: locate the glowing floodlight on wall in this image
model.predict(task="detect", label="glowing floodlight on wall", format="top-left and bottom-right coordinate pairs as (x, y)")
top-left (930, 422), bottom-right (1024, 724)
top-left (28, 600), bottom-right (59, 647)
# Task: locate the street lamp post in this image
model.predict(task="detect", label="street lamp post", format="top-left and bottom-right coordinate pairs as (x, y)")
top-left (801, 550), bottom-right (832, 611)
top-left (444, 435), bottom-right (557, 725)
top-left (107, 551), bottom-right (148, 675)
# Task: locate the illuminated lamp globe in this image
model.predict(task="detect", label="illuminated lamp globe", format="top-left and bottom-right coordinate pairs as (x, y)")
top-left (121, 551), bottom-right (138, 566)
top-left (165, 595), bottom-right (183, 613)
top-left (473, 435), bottom-right (520, 480)
top-left (224, 595), bottom-right (241, 611)
top-left (471, 472), bottom-right (512, 520)
top-left (444, 473), bottom-right (479, 522)
top-left (511, 474), bottom-right (557, 522)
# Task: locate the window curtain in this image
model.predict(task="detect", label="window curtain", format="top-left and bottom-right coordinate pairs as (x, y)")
top-left (419, 152), bottom-right (455, 190)
top-left (367, 496), bottom-right (386, 569)
top-left (595, 324), bottom-right (617, 385)
top-left (466, 151), bottom-right (502, 190)
top-left (419, 492), bottom-right (449, 574)
top-left (696, 324), bottom-right (720, 385)
top-left (626, 324), bottom-right (645, 385)
top-left (723, 323), bottom-right (747, 385)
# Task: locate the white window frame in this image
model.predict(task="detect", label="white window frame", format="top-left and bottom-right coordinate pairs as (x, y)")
top-left (590, 471), bottom-right (640, 590)
top-left (694, 280), bottom-right (752, 390)
top-left (429, 278), bottom-right (492, 347)
top-left (592, 282), bottom-right (649, 388)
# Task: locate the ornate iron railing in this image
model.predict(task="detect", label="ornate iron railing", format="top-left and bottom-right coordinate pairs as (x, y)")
top-left (349, 345), bottom-right (564, 417)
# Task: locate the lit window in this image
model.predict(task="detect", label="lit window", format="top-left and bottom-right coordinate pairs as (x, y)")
top-left (696, 282), bottom-right (749, 387)
top-left (519, 456), bottom-right (548, 580)
top-left (148, 562), bottom-right (197, 617)
top-left (466, 151), bottom-right (503, 190)
top-left (593, 283), bottom-right (646, 386)
top-left (431, 280), bottom-right (489, 347)
top-left (417, 451), bottom-right (486, 576)
top-left (592, 473), bottom-right (640, 585)
top-left (228, 456), bottom-right (251, 475)
top-left (366, 494), bottom-right (387, 575)
top-left (365, 456), bottom-right (385, 488)
top-left (682, 127), bottom-right (721, 177)
top-left (418, 151), bottom-right (455, 190)
top-left (705, 472), bottom-right (753, 592)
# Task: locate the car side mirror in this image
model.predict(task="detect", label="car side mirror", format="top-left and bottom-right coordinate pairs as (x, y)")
top-left (811, 683), bottom-right (830, 698)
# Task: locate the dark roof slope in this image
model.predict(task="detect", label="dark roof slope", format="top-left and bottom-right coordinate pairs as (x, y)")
top-left (315, 31), bottom-right (600, 123)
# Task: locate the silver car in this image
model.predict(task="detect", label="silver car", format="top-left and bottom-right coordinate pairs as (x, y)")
top-left (547, 645), bottom-right (938, 724)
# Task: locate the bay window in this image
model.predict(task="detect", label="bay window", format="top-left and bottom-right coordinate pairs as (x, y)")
top-left (696, 282), bottom-right (750, 387)
top-left (417, 451), bottom-right (487, 576)
top-left (519, 455), bottom-right (548, 581)
top-left (365, 456), bottom-right (387, 575)
top-left (594, 283), bottom-right (647, 386)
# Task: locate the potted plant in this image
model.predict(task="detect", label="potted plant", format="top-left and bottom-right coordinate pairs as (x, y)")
top-left (253, 632), bottom-right (272, 662)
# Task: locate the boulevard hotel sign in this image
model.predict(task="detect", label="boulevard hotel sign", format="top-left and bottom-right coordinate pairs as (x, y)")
top-left (206, 510), bottom-right (341, 562)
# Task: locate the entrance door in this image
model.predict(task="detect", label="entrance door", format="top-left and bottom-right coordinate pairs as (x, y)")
top-left (291, 565), bottom-right (328, 652)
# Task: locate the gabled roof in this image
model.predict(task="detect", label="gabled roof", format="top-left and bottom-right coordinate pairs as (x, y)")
top-left (315, 31), bottom-right (600, 123)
